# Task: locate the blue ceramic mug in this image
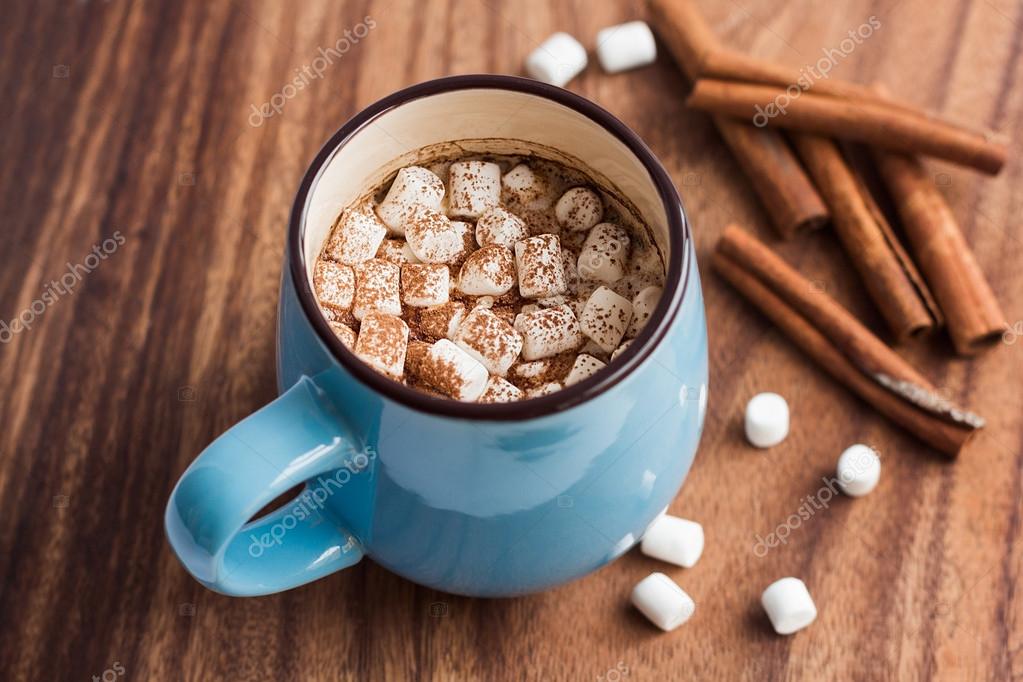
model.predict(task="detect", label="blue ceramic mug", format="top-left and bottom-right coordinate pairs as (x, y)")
top-left (165, 75), bottom-right (708, 597)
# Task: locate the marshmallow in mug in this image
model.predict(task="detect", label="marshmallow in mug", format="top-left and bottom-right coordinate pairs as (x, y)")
top-left (564, 353), bottom-right (606, 386)
top-left (353, 259), bottom-right (402, 320)
top-left (376, 166), bottom-right (445, 234)
top-left (406, 339), bottom-right (488, 401)
top-left (578, 222), bottom-right (631, 283)
top-left (326, 202), bottom-right (388, 264)
top-left (454, 307), bottom-right (524, 376)
top-left (502, 163), bottom-right (554, 210)
top-left (514, 305), bottom-right (583, 360)
top-left (400, 263), bottom-right (449, 307)
top-left (354, 313), bottom-right (409, 378)
top-left (475, 206), bottom-right (530, 248)
top-left (314, 260), bottom-right (355, 314)
top-left (478, 375), bottom-right (524, 403)
top-left (515, 234), bottom-right (568, 298)
top-left (404, 207), bottom-right (464, 264)
top-left (555, 186), bottom-right (604, 232)
top-left (448, 161), bottom-right (502, 218)
top-left (579, 286), bottom-right (633, 353)
top-left (418, 301), bottom-right (465, 340)
top-left (458, 245), bottom-right (517, 296)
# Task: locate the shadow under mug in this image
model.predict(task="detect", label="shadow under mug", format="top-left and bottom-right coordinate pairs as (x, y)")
top-left (165, 75), bottom-right (708, 597)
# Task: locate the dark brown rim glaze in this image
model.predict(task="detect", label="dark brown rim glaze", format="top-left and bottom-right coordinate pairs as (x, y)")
top-left (289, 74), bottom-right (691, 420)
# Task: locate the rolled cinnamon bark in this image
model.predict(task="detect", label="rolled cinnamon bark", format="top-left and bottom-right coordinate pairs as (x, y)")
top-left (873, 152), bottom-right (1007, 355)
top-left (714, 225), bottom-right (982, 457)
top-left (687, 79), bottom-right (1008, 174)
top-left (792, 135), bottom-right (940, 340)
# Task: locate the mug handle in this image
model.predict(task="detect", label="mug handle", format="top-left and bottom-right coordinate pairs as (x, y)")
top-left (165, 376), bottom-right (365, 596)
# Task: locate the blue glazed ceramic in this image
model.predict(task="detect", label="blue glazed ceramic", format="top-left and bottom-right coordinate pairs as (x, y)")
top-left (165, 75), bottom-right (708, 597)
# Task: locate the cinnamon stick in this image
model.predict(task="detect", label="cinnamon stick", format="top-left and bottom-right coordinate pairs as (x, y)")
top-left (791, 135), bottom-right (940, 340)
top-left (686, 79), bottom-right (1008, 174)
top-left (873, 151), bottom-right (1007, 355)
top-left (714, 225), bottom-right (982, 457)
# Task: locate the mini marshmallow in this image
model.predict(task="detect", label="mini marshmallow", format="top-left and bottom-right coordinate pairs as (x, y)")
top-left (328, 321), bottom-right (357, 349)
top-left (314, 261), bottom-right (355, 313)
top-left (376, 166), bottom-right (445, 234)
top-left (502, 164), bottom-right (553, 210)
top-left (579, 339), bottom-right (610, 361)
top-left (404, 207), bottom-right (463, 263)
top-left (509, 358), bottom-right (554, 380)
top-left (353, 259), bottom-right (401, 321)
top-left (526, 382), bottom-right (563, 397)
top-left (514, 305), bottom-right (583, 360)
top-left (354, 313), bottom-right (409, 377)
top-left (555, 187), bottom-right (604, 232)
top-left (761, 577), bottom-right (817, 635)
top-left (454, 307), bottom-right (523, 376)
top-left (564, 353), bottom-right (606, 386)
top-left (610, 339), bottom-right (633, 361)
top-left (406, 338), bottom-right (488, 401)
top-left (401, 263), bottom-right (449, 307)
top-left (744, 392), bottom-right (789, 448)
top-left (577, 223), bottom-right (631, 283)
top-left (596, 21), bottom-right (657, 74)
top-left (326, 202), bottom-right (388, 264)
top-left (580, 286), bottom-right (633, 353)
top-left (631, 572), bottom-right (696, 632)
top-left (626, 286), bottom-right (661, 338)
top-left (418, 301), bottom-right (465, 340)
top-left (515, 234), bottom-right (567, 298)
top-left (376, 238), bottom-right (421, 264)
top-left (476, 206), bottom-right (530, 248)
top-left (478, 376), bottom-right (524, 403)
top-left (448, 161), bottom-right (502, 218)
top-left (836, 444), bottom-right (881, 497)
top-left (640, 515), bottom-right (704, 568)
top-left (458, 245), bottom-right (516, 296)
top-left (525, 32), bottom-right (587, 87)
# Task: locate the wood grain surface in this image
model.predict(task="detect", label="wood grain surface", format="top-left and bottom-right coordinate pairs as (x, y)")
top-left (1, 0), bottom-right (1021, 679)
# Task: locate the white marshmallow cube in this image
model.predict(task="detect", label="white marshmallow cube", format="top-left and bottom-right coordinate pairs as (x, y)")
top-left (509, 358), bottom-right (554, 381)
top-left (406, 339), bottom-right (488, 401)
top-left (526, 382), bottom-right (563, 398)
top-left (354, 313), bottom-right (409, 378)
top-left (502, 164), bottom-right (553, 210)
top-left (577, 222), bottom-right (631, 283)
top-left (564, 353), bottom-right (606, 386)
top-left (626, 286), bottom-right (662, 338)
top-left (404, 207), bottom-right (464, 264)
top-left (326, 202), bottom-right (388, 264)
top-left (744, 392), bottom-right (789, 448)
top-left (458, 245), bottom-right (516, 296)
top-left (596, 21), bottom-right (657, 74)
top-left (836, 444), bottom-right (881, 497)
top-left (761, 577), bottom-right (817, 635)
top-left (478, 376), bottom-right (524, 403)
top-left (400, 263), bottom-right (449, 307)
top-left (418, 301), bottom-right (465, 340)
top-left (454, 307), bottom-right (523, 376)
top-left (353, 259), bottom-right (401, 321)
top-left (314, 261), bottom-right (355, 313)
top-left (448, 161), bottom-right (502, 218)
top-left (375, 238), bottom-right (421, 264)
top-left (525, 32), bottom-right (588, 87)
top-left (555, 187), bottom-right (603, 232)
top-left (515, 234), bottom-right (567, 298)
top-left (610, 339), bottom-right (633, 361)
top-left (476, 206), bottom-right (530, 248)
top-left (328, 321), bottom-right (356, 349)
top-left (580, 286), bottom-right (633, 353)
top-left (514, 305), bottom-right (583, 360)
top-left (640, 515), bottom-right (704, 568)
top-left (376, 166), bottom-right (445, 234)
top-left (631, 572), bottom-right (696, 632)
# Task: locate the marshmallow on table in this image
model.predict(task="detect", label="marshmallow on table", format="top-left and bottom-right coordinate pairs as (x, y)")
top-left (836, 444), bottom-right (881, 496)
top-left (376, 238), bottom-right (421, 264)
top-left (454, 307), bottom-right (523, 376)
top-left (476, 206), bottom-right (530, 248)
top-left (564, 353), bottom-right (606, 386)
top-left (354, 313), bottom-right (409, 378)
top-left (761, 577), bottom-right (817, 635)
top-left (314, 260), bottom-right (355, 314)
top-left (631, 572), bottom-right (696, 632)
top-left (515, 234), bottom-right (568, 298)
top-left (626, 286), bottom-right (662, 338)
top-left (448, 161), bottom-right (502, 218)
top-left (458, 245), bottom-right (516, 296)
top-left (578, 222), bottom-right (631, 283)
top-left (353, 259), bottom-right (401, 321)
top-left (404, 207), bottom-right (464, 264)
top-left (525, 32), bottom-right (588, 87)
top-left (328, 321), bottom-right (357, 349)
top-left (401, 263), bottom-right (449, 307)
top-left (514, 305), bottom-right (583, 360)
top-left (325, 201), bottom-right (388, 264)
top-left (744, 392), bottom-right (789, 448)
top-left (502, 164), bottom-right (553, 210)
top-left (478, 376), bottom-right (524, 403)
top-left (596, 21), bottom-right (657, 74)
top-left (640, 515), bottom-right (704, 568)
top-left (376, 166), bottom-right (445, 234)
top-left (406, 339), bottom-right (488, 401)
top-left (579, 286), bottom-right (633, 353)
top-left (555, 187), bottom-right (604, 232)
top-left (418, 301), bottom-right (465, 340)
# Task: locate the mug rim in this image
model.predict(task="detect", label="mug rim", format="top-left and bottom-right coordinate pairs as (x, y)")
top-left (289, 74), bottom-right (691, 420)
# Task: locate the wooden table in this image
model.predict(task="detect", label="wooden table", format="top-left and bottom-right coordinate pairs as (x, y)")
top-left (2, 1), bottom-right (1021, 679)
